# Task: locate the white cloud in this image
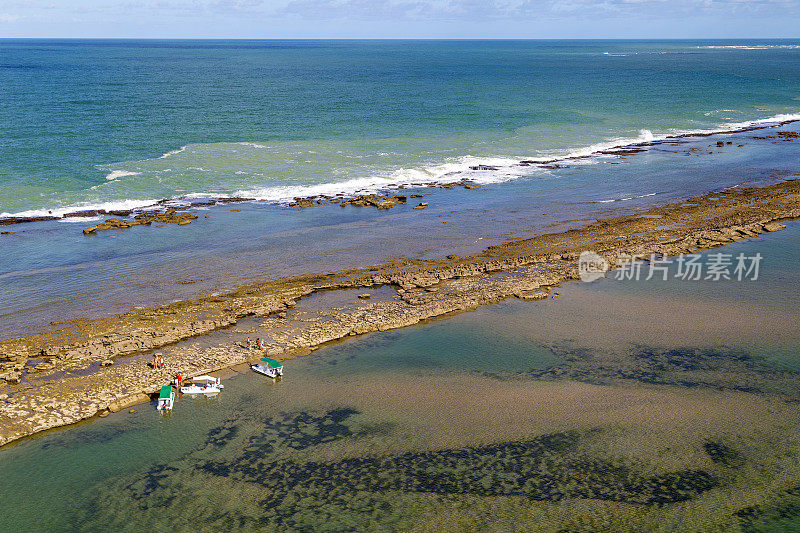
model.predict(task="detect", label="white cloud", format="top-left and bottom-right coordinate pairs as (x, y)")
top-left (0, 13), bottom-right (21, 22)
top-left (280, 0), bottom-right (800, 20)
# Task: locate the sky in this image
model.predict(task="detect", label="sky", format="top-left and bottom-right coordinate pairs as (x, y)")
top-left (0, 0), bottom-right (799, 39)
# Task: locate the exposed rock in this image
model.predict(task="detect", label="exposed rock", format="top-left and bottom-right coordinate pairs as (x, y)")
top-left (2, 179), bottom-right (800, 447)
top-left (413, 203), bottom-right (428, 210)
top-left (515, 290), bottom-right (549, 300)
top-left (64, 209), bottom-right (107, 218)
top-left (288, 199), bottom-right (316, 208)
top-left (0, 215), bottom-right (59, 225)
top-left (339, 194), bottom-right (407, 209)
top-left (0, 371), bottom-right (21, 384)
top-left (469, 165), bottom-right (499, 171)
top-left (763, 222), bottom-right (787, 232)
top-left (1, 231), bottom-right (14, 235)
top-left (83, 210), bottom-right (199, 235)
top-left (108, 393), bottom-right (150, 413)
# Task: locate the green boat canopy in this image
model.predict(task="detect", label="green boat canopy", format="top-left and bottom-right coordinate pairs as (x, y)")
top-left (260, 357), bottom-right (283, 368)
top-left (159, 385), bottom-right (173, 399)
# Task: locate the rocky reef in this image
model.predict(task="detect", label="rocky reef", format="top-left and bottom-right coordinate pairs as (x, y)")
top-left (83, 208), bottom-right (198, 234)
top-left (1, 179), bottom-right (800, 446)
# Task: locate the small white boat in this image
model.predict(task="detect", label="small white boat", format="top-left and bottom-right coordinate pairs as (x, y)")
top-left (157, 385), bottom-right (175, 411)
top-left (251, 357), bottom-right (283, 379)
top-left (180, 375), bottom-right (224, 395)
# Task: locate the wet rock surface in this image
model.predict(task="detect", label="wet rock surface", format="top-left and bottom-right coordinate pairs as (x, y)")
top-left (83, 209), bottom-right (198, 234)
top-left (1, 179), bottom-right (800, 446)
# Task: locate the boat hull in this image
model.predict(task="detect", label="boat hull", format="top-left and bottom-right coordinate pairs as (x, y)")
top-left (157, 398), bottom-right (173, 410)
top-left (251, 364), bottom-right (282, 378)
top-left (179, 385), bottom-right (222, 395)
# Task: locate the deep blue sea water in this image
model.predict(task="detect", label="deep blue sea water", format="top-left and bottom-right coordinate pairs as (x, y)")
top-left (1, 39), bottom-right (800, 337)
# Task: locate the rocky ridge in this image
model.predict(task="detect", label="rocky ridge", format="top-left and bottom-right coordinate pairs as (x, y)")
top-left (1, 179), bottom-right (800, 446)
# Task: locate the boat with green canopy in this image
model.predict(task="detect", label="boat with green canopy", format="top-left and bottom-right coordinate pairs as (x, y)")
top-left (251, 357), bottom-right (283, 379)
top-left (157, 385), bottom-right (175, 411)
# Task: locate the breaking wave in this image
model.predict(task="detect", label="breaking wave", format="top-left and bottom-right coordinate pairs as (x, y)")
top-left (2, 112), bottom-right (799, 221)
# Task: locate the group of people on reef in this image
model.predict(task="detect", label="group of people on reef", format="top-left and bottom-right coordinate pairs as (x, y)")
top-left (246, 337), bottom-right (265, 351)
top-left (152, 353), bottom-right (165, 369)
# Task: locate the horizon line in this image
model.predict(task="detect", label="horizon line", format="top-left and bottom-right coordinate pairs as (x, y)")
top-left (2, 36), bottom-right (800, 41)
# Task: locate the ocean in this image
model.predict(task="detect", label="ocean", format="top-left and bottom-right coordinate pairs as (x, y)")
top-left (2, 39), bottom-right (800, 217)
top-left (3, 39), bottom-right (800, 531)
top-left (2, 39), bottom-right (800, 338)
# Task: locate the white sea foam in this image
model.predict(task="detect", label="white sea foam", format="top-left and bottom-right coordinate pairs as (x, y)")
top-left (545, 112), bottom-right (800, 164)
top-left (4, 112), bottom-right (799, 220)
top-left (104, 170), bottom-right (140, 181)
top-left (158, 145), bottom-right (188, 159)
top-left (0, 198), bottom-right (159, 220)
top-left (233, 155), bottom-right (524, 203)
top-left (597, 192), bottom-right (657, 204)
top-left (716, 113), bottom-right (800, 131)
top-left (697, 45), bottom-right (800, 50)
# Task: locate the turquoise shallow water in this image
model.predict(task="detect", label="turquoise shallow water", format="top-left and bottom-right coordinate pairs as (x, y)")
top-left (1, 224), bottom-right (800, 531)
